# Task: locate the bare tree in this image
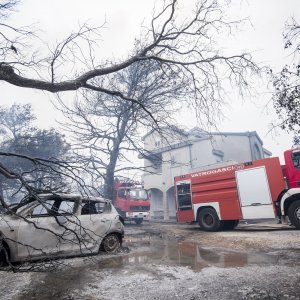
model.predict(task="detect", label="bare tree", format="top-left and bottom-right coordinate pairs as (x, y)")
top-left (0, 0), bottom-right (259, 114)
top-left (272, 17), bottom-right (300, 134)
top-left (0, 104), bottom-right (71, 200)
top-left (0, 103), bottom-right (35, 140)
top-left (56, 59), bottom-right (187, 200)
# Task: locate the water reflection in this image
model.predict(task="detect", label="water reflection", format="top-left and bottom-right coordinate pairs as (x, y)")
top-left (98, 239), bottom-right (277, 271)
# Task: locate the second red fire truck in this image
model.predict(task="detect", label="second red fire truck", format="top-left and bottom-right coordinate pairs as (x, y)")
top-left (175, 148), bottom-right (300, 231)
top-left (114, 178), bottom-right (150, 224)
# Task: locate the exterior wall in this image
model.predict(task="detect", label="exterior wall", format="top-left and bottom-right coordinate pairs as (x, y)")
top-left (162, 146), bottom-right (191, 187)
top-left (144, 145), bottom-right (191, 220)
top-left (249, 135), bottom-right (264, 160)
top-left (148, 188), bottom-right (164, 219)
top-left (190, 138), bottom-right (217, 168)
top-left (143, 129), bottom-right (187, 152)
top-left (211, 135), bottom-right (253, 162)
top-left (263, 148), bottom-right (272, 158)
top-left (144, 157), bottom-right (162, 174)
top-left (144, 173), bottom-right (162, 190)
top-left (189, 135), bottom-right (261, 170)
top-left (142, 129), bottom-right (269, 220)
top-left (144, 131), bottom-right (162, 152)
top-left (167, 187), bottom-right (176, 219)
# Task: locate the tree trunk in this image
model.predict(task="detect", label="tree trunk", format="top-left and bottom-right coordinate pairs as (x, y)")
top-left (103, 110), bottom-right (129, 201)
top-left (103, 169), bottom-right (115, 201)
top-left (103, 150), bottom-right (119, 201)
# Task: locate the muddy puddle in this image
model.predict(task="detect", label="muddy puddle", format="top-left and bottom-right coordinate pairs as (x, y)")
top-left (101, 236), bottom-right (279, 271)
top-left (16, 235), bottom-right (299, 299)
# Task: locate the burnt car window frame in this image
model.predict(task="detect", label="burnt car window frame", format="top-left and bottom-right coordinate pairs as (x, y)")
top-left (31, 199), bottom-right (56, 217)
top-left (80, 200), bottom-right (111, 215)
top-left (28, 196), bottom-right (78, 218)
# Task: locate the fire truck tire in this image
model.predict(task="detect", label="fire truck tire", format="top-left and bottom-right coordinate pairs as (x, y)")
top-left (288, 200), bottom-right (300, 229)
top-left (198, 208), bottom-right (222, 232)
top-left (134, 219), bottom-right (143, 225)
top-left (222, 220), bottom-right (239, 230)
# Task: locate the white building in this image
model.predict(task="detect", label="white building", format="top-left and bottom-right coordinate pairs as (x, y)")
top-left (141, 127), bottom-right (271, 220)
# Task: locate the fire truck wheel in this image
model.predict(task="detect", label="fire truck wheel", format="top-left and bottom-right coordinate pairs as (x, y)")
top-left (134, 219), bottom-right (143, 225)
top-left (222, 220), bottom-right (239, 230)
top-left (288, 200), bottom-right (300, 229)
top-left (101, 234), bottom-right (121, 253)
top-left (198, 208), bottom-right (222, 232)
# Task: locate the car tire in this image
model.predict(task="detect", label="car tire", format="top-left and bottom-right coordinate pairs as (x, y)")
top-left (0, 243), bottom-right (9, 267)
top-left (101, 234), bottom-right (121, 253)
top-left (288, 200), bottom-right (300, 229)
top-left (198, 208), bottom-right (223, 232)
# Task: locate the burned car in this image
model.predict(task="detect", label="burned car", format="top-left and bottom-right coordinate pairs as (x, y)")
top-left (0, 194), bottom-right (124, 264)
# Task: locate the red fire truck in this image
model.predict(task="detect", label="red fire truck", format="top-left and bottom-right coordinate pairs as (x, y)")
top-left (174, 148), bottom-right (300, 231)
top-left (114, 178), bottom-right (150, 224)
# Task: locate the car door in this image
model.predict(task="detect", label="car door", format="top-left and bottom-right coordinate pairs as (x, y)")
top-left (76, 200), bottom-right (113, 253)
top-left (16, 198), bottom-right (77, 260)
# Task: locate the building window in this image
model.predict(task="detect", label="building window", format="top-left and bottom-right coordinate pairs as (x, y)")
top-left (151, 154), bottom-right (162, 172)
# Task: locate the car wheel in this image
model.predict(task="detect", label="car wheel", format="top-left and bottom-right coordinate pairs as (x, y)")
top-left (0, 243), bottom-right (9, 267)
top-left (288, 200), bottom-right (300, 229)
top-left (101, 234), bottom-right (121, 253)
top-left (198, 208), bottom-right (223, 232)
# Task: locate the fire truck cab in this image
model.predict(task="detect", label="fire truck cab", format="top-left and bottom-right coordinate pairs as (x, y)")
top-left (174, 148), bottom-right (300, 231)
top-left (114, 179), bottom-right (150, 224)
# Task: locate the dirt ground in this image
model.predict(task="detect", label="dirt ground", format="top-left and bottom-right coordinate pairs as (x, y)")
top-left (1, 220), bottom-right (300, 300)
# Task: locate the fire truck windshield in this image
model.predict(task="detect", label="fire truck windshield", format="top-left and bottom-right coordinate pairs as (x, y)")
top-left (292, 151), bottom-right (300, 168)
top-left (128, 189), bottom-right (149, 200)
